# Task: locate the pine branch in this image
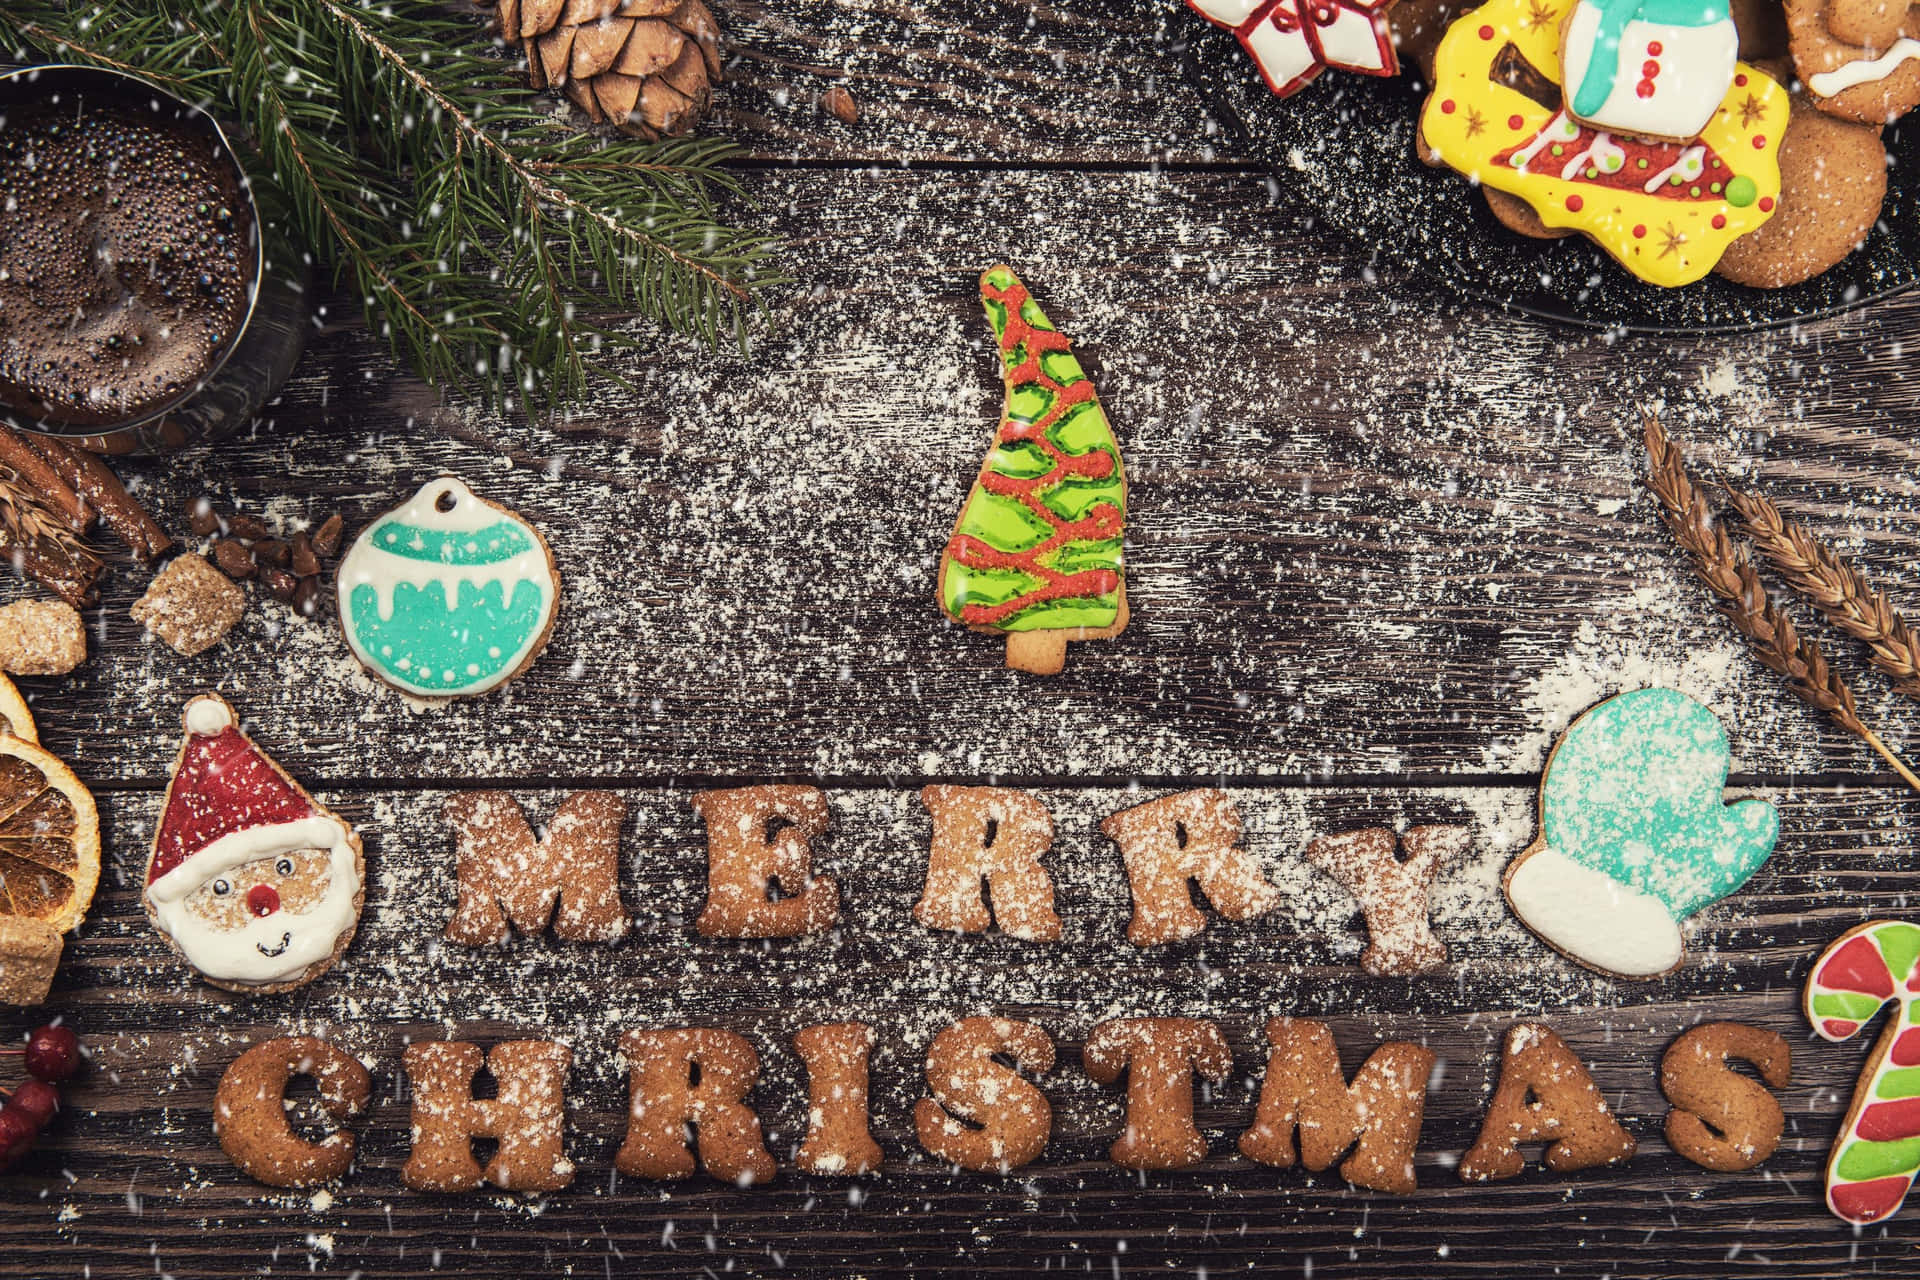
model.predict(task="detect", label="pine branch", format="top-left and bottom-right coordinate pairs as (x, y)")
top-left (1644, 415), bottom-right (1920, 794)
top-left (1722, 485), bottom-right (1920, 700)
top-left (0, 0), bottom-right (783, 412)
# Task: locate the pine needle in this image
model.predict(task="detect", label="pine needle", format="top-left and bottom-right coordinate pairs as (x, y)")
top-left (0, 0), bottom-right (785, 413)
top-left (1643, 415), bottom-right (1920, 794)
top-left (1722, 485), bottom-right (1920, 700)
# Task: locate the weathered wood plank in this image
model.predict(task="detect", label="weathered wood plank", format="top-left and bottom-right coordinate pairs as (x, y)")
top-left (12, 168), bottom-right (1920, 787)
top-left (12, 782), bottom-right (1914, 1276)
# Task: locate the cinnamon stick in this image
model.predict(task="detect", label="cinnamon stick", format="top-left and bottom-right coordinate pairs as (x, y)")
top-left (0, 523), bottom-right (100, 608)
top-left (25, 435), bottom-right (172, 563)
top-left (0, 425), bottom-right (90, 532)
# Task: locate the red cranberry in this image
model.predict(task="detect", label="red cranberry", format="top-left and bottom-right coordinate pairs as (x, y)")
top-left (0, 1104), bottom-right (38, 1168)
top-left (7, 1080), bottom-right (58, 1128)
top-left (23, 1025), bottom-right (80, 1083)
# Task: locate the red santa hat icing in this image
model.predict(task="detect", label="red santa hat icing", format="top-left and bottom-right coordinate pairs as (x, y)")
top-left (147, 695), bottom-right (349, 900)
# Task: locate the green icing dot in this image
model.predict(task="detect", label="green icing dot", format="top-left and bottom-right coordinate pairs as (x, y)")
top-left (1725, 175), bottom-right (1758, 208)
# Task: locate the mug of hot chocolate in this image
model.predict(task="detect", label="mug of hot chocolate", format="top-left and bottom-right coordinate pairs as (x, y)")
top-left (0, 65), bottom-right (307, 453)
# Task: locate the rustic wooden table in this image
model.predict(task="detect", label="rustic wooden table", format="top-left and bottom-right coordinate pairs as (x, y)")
top-left (7, 0), bottom-right (1920, 1275)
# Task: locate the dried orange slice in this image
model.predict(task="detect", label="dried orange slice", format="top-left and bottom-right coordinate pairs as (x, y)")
top-left (0, 675), bottom-right (35, 745)
top-left (0, 736), bottom-right (99, 935)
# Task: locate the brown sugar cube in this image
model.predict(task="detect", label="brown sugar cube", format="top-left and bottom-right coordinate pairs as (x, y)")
top-left (312, 514), bottom-right (345, 558)
top-left (0, 917), bottom-right (63, 1005)
top-left (0, 600), bottom-right (86, 675)
top-left (290, 533), bottom-right (322, 577)
top-left (226, 513), bottom-right (272, 541)
top-left (210, 539), bottom-right (256, 581)
top-left (214, 1037), bottom-right (371, 1187)
top-left (130, 554), bottom-right (247, 657)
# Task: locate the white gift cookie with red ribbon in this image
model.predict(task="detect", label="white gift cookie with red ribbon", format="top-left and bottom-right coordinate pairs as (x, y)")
top-left (1189, 0), bottom-right (1398, 97)
top-left (143, 694), bottom-right (365, 994)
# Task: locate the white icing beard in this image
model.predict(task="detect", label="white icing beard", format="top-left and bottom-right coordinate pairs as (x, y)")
top-left (148, 820), bottom-right (361, 986)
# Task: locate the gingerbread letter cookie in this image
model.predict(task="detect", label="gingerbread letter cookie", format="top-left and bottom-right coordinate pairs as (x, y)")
top-left (1102, 789), bottom-right (1278, 945)
top-left (915, 1016), bottom-right (1054, 1173)
top-left (1421, 0), bottom-right (1785, 286)
top-left (1307, 826), bottom-right (1465, 976)
top-left (444, 791), bottom-right (628, 945)
top-left (214, 1036), bottom-right (371, 1187)
top-left (144, 694), bottom-right (365, 993)
top-left (1805, 920), bottom-right (1920, 1224)
top-left (1459, 1023), bottom-right (1636, 1181)
top-left (1504, 688), bottom-right (1778, 979)
top-left (914, 785), bottom-right (1061, 941)
top-left (1082, 1017), bottom-right (1232, 1170)
top-left (616, 1028), bottom-right (777, 1185)
top-left (336, 477), bottom-right (560, 698)
top-left (1660, 1021), bottom-right (1789, 1172)
top-left (692, 785), bottom-right (839, 938)
top-left (938, 266), bottom-right (1127, 676)
top-left (793, 1022), bottom-right (884, 1175)
top-left (1239, 1018), bottom-right (1435, 1193)
top-left (401, 1039), bottom-right (574, 1193)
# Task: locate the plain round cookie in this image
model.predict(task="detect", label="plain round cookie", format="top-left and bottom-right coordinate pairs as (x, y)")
top-left (1485, 188), bottom-right (1576, 240)
top-left (1715, 100), bottom-right (1888, 287)
top-left (1786, 0), bottom-right (1920, 122)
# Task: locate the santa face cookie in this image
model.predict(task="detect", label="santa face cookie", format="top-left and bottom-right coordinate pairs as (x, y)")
top-left (1503, 688), bottom-right (1778, 979)
top-left (144, 695), bottom-right (365, 993)
top-left (336, 477), bottom-right (560, 698)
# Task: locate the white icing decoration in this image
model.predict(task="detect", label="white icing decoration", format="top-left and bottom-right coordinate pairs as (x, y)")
top-left (1506, 844), bottom-right (1683, 977)
top-left (1310, 1), bottom-right (1394, 71)
top-left (1560, 131), bottom-right (1626, 179)
top-left (1561, 1), bottom-right (1738, 139)
top-left (1641, 144), bottom-right (1707, 193)
top-left (1511, 112), bottom-right (1582, 171)
top-left (1810, 38), bottom-right (1920, 97)
top-left (184, 696), bottom-right (233, 736)
top-left (1190, 0), bottom-right (1262, 23)
top-left (148, 817), bottom-right (361, 985)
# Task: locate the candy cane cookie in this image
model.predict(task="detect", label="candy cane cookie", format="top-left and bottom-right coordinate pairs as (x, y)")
top-left (1805, 920), bottom-right (1920, 1225)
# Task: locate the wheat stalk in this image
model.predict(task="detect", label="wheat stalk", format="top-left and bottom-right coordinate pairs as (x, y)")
top-left (1721, 485), bottom-right (1920, 700)
top-left (1643, 415), bottom-right (1920, 794)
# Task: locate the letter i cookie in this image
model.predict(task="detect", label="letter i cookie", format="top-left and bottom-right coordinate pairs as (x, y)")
top-left (1805, 920), bottom-right (1920, 1225)
top-left (937, 266), bottom-right (1127, 676)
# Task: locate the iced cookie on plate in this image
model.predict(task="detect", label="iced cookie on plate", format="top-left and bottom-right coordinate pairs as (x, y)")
top-left (1504, 687), bottom-right (1778, 978)
top-left (336, 477), bottom-right (560, 699)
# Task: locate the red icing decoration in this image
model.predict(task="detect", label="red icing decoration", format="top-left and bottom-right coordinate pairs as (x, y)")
top-left (1833, 1175), bottom-right (1912, 1224)
top-left (1893, 1027), bottom-right (1920, 1066)
top-left (247, 884), bottom-right (281, 917)
top-left (1636, 79), bottom-right (1655, 97)
top-left (1648, 40), bottom-right (1663, 54)
top-left (1566, 194), bottom-right (1584, 211)
top-left (1632, 224), bottom-right (1647, 237)
top-left (150, 728), bottom-right (313, 885)
top-left (1858, 1098), bottom-right (1920, 1143)
top-left (1760, 196), bottom-right (1775, 211)
top-left (1753, 135), bottom-right (1766, 148)
top-left (1824, 1018), bottom-right (1861, 1038)
top-left (1442, 98), bottom-right (1456, 113)
top-left (1712, 214), bottom-right (1727, 229)
top-left (1508, 113), bottom-right (1524, 130)
top-left (1479, 22), bottom-right (1494, 37)
top-left (947, 276), bottom-right (1124, 628)
top-left (1494, 121), bottom-right (1742, 204)
top-left (1736, 72), bottom-right (1748, 85)
top-left (1820, 934), bottom-right (1896, 1000)
top-left (1642, 60), bottom-right (1660, 76)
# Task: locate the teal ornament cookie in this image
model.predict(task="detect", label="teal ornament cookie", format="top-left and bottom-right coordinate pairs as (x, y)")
top-left (335, 477), bottom-right (560, 699)
top-left (1503, 688), bottom-right (1778, 979)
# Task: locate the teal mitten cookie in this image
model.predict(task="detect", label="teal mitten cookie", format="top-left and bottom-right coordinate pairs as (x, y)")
top-left (1504, 687), bottom-right (1779, 978)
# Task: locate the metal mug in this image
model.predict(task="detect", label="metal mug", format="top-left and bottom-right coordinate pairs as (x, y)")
top-left (0, 63), bottom-right (309, 454)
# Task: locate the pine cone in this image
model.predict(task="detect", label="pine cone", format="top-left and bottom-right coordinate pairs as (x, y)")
top-left (498, 0), bottom-right (723, 139)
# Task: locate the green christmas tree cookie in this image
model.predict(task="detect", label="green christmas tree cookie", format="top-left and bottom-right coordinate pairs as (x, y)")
top-left (1503, 687), bottom-right (1779, 978)
top-left (937, 265), bottom-right (1127, 675)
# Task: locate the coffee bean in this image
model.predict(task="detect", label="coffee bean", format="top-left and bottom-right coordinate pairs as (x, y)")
top-left (291, 575), bottom-right (320, 617)
top-left (312, 513), bottom-right (344, 559)
top-left (251, 537), bottom-right (290, 567)
top-left (259, 566), bottom-right (298, 602)
top-left (185, 497), bottom-right (222, 537)
top-left (210, 538), bottom-right (255, 580)
top-left (290, 532), bottom-right (321, 577)
top-left (823, 86), bottom-right (859, 124)
top-left (226, 513), bottom-right (271, 541)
